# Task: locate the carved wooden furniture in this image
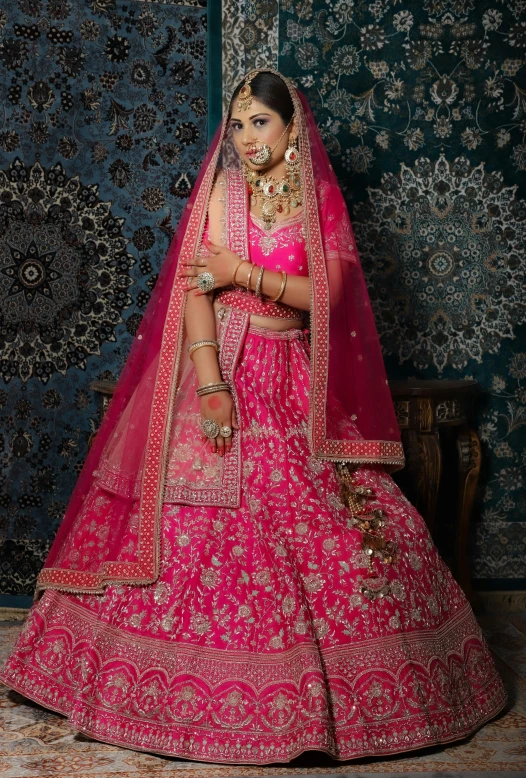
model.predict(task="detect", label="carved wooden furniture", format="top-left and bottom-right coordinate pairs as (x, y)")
top-left (89, 378), bottom-right (482, 601)
top-left (87, 380), bottom-right (117, 450)
top-left (389, 379), bottom-right (482, 602)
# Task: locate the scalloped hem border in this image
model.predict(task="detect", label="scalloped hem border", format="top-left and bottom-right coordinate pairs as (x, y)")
top-left (0, 670), bottom-right (509, 767)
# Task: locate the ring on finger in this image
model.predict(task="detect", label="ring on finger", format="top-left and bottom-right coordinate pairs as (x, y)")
top-left (196, 271), bottom-right (215, 293)
top-left (202, 418), bottom-right (220, 439)
top-left (220, 425), bottom-right (232, 438)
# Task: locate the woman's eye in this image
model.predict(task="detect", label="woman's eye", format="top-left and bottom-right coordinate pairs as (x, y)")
top-left (231, 119), bottom-right (267, 131)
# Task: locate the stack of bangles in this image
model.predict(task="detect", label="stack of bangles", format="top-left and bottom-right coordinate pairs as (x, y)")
top-left (231, 259), bottom-right (287, 302)
top-left (187, 342), bottom-right (232, 440)
top-left (195, 380), bottom-right (233, 441)
top-left (195, 380), bottom-right (230, 397)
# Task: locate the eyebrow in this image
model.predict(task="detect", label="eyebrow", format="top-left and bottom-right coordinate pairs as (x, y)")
top-left (230, 113), bottom-right (272, 122)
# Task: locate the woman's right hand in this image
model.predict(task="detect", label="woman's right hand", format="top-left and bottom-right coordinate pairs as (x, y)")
top-left (200, 390), bottom-right (239, 456)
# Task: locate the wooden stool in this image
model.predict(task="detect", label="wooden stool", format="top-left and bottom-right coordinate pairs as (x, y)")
top-left (389, 379), bottom-right (482, 602)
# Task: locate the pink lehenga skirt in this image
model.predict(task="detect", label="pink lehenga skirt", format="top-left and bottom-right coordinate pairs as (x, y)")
top-left (0, 322), bottom-right (507, 765)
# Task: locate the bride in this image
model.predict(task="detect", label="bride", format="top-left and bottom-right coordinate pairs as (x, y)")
top-left (0, 69), bottom-right (507, 765)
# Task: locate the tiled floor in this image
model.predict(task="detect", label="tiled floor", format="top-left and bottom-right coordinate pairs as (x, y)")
top-left (0, 613), bottom-right (524, 778)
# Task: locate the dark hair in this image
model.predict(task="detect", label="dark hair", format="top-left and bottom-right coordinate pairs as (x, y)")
top-left (229, 72), bottom-right (294, 125)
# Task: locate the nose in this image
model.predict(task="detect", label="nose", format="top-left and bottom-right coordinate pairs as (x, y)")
top-left (241, 126), bottom-right (255, 146)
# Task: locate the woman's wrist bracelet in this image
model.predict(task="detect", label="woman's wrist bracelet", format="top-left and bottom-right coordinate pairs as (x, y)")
top-left (232, 259), bottom-right (248, 287)
top-left (188, 339), bottom-right (219, 358)
top-left (196, 381), bottom-right (230, 397)
top-left (269, 270), bottom-right (287, 302)
top-left (254, 265), bottom-right (265, 298)
top-left (245, 263), bottom-right (256, 292)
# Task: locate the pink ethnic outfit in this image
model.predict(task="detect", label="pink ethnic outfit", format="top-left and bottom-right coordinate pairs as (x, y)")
top-left (0, 70), bottom-right (507, 766)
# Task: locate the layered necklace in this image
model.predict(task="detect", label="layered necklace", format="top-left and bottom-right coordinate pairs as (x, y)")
top-left (241, 143), bottom-right (303, 231)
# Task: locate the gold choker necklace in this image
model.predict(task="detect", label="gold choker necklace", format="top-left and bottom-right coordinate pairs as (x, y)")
top-left (242, 161), bottom-right (302, 230)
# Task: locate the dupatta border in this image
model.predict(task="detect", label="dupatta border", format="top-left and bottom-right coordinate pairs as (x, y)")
top-left (163, 305), bottom-right (248, 508)
top-left (290, 87), bottom-right (405, 471)
top-left (162, 171), bottom-right (253, 509)
top-left (37, 117), bottom-right (231, 594)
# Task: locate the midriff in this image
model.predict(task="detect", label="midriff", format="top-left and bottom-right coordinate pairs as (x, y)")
top-left (213, 298), bottom-right (303, 331)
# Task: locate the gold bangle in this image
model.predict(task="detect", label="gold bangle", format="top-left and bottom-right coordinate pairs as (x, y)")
top-left (245, 263), bottom-right (256, 291)
top-left (188, 340), bottom-right (219, 360)
top-left (231, 259), bottom-right (247, 287)
top-left (254, 265), bottom-right (265, 298)
top-left (270, 270), bottom-right (287, 302)
top-left (188, 339), bottom-right (219, 353)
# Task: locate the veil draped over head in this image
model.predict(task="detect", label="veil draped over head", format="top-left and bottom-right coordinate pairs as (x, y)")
top-left (37, 68), bottom-right (405, 596)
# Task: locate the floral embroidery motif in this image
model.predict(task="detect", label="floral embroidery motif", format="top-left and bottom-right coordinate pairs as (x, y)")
top-left (250, 211), bottom-right (306, 258)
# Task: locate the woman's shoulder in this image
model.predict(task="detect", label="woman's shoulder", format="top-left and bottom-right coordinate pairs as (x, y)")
top-left (213, 167), bottom-right (226, 185)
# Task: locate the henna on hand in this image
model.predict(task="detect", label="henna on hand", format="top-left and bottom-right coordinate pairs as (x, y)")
top-left (207, 395), bottom-right (222, 410)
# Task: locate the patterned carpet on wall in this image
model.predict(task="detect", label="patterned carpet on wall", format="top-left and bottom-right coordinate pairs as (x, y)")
top-left (0, 613), bottom-right (523, 777)
top-left (216, 0), bottom-right (526, 588)
top-left (0, 0), bottom-right (208, 598)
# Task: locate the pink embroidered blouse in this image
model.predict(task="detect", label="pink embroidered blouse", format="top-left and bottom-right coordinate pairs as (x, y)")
top-left (202, 210), bottom-right (308, 278)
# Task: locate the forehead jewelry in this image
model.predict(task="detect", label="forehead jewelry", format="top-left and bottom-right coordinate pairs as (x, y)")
top-left (236, 70), bottom-right (260, 112)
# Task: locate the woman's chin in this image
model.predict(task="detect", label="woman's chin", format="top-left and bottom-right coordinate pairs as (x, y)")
top-left (244, 157), bottom-right (264, 169)
top-left (244, 158), bottom-right (282, 175)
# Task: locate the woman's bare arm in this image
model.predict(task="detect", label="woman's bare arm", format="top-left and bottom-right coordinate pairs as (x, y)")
top-left (234, 262), bottom-right (311, 311)
top-left (184, 170), bottom-right (225, 384)
top-left (183, 170), bottom-right (237, 455)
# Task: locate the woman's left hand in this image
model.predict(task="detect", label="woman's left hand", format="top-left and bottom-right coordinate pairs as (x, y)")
top-left (177, 240), bottom-right (246, 295)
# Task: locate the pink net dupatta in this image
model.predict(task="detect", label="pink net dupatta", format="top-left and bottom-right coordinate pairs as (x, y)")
top-left (37, 69), bottom-right (404, 596)
top-left (37, 116), bottom-right (231, 595)
top-left (299, 90), bottom-right (403, 465)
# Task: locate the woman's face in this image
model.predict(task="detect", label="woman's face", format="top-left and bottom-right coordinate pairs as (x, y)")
top-left (229, 97), bottom-right (295, 173)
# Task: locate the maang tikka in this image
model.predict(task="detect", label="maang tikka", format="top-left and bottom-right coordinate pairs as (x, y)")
top-left (236, 70), bottom-right (259, 112)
